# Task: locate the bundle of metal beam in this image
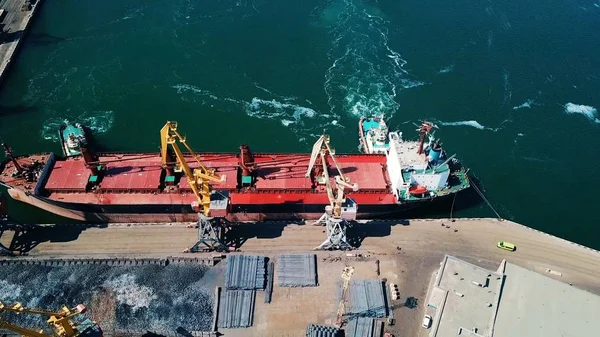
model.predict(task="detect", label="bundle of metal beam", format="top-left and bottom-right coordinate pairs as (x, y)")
top-left (345, 317), bottom-right (379, 337)
top-left (305, 324), bottom-right (342, 337)
top-left (217, 290), bottom-right (256, 328)
top-left (264, 261), bottom-right (275, 303)
top-left (225, 254), bottom-right (267, 290)
top-left (277, 253), bottom-right (318, 287)
top-left (343, 280), bottom-right (387, 318)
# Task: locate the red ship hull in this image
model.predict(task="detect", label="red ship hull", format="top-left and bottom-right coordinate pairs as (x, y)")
top-left (0, 151), bottom-right (423, 223)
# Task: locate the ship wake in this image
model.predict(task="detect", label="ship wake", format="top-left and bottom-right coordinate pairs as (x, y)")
top-left (173, 83), bottom-right (339, 142)
top-left (315, 0), bottom-right (423, 119)
top-left (41, 110), bottom-right (114, 142)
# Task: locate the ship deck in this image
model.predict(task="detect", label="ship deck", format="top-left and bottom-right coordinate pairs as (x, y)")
top-left (1, 152), bottom-right (394, 206)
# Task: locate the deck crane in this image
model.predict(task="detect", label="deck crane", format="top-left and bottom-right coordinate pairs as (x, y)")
top-left (305, 134), bottom-right (358, 250)
top-left (160, 121), bottom-right (230, 252)
top-left (0, 301), bottom-right (102, 337)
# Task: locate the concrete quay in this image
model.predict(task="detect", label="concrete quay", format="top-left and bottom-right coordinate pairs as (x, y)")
top-left (0, 0), bottom-right (43, 86)
top-left (2, 218), bottom-right (600, 337)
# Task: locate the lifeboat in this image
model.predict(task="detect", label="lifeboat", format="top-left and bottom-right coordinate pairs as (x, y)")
top-left (409, 185), bottom-right (428, 195)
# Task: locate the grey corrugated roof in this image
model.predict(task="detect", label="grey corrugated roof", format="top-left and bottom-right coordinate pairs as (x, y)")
top-left (345, 317), bottom-right (377, 337)
top-left (278, 253), bottom-right (318, 287)
top-left (343, 280), bottom-right (387, 318)
top-left (225, 254), bottom-right (267, 290)
top-left (217, 290), bottom-right (256, 328)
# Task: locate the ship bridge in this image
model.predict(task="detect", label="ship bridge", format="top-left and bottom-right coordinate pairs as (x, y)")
top-left (385, 132), bottom-right (451, 201)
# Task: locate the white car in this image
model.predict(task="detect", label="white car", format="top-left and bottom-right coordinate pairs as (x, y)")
top-left (422, 314), bottom-right (432, 329)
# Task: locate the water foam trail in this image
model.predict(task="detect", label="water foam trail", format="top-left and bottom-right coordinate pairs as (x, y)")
top-left (319, 0), bottom-right (420, 118)
top-left (513, 99), bottom-right (534, 110)
top-left (173, 84), bottom-right (338, 141)
top-left (41, 110), bottom-right (115, 142)
top-left (436, 120), bottom-right (500, 131)
top-left (437, 65), bottom-right (455, 74)
top-left (502, 69), bottom-right (512, 106)
top-left (564, 102), bottom-right (600, 123)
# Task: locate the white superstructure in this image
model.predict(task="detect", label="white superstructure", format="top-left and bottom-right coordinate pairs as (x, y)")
top-left (385, 131), bottom-right (451, 201)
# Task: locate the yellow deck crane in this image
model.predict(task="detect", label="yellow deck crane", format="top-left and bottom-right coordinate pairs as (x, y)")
top-left (0, 301), bottom-right (102, 337)
top-left (305, 135), bottom-right (358, 250)
top-left (160, 121), bottom-right (231, 252)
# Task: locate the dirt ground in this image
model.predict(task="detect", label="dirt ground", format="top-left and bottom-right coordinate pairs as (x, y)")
top-left (3, 218), bottom-right (600, 337)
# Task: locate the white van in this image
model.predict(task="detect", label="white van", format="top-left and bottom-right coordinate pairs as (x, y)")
top-left (422, 314), bottom-right (432, 329)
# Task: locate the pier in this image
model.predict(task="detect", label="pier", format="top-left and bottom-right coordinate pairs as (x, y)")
top-left (0, 0), bottom-right (42, 85)
top-left (2, 218), bottom-right (600, 336)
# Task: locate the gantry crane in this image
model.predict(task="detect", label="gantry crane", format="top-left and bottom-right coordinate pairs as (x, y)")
top-left (0, 301), bottom-right (102, 337)
top-left (160, 121), bottom-right (230, 252)
top-left (335, 266), bottom-right (355, 328)
top-left (305, 135), bottom-right (358, 250)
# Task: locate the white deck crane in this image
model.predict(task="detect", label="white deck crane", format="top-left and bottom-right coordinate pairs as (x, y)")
top-left (305, 134), bottom-right (358, 250)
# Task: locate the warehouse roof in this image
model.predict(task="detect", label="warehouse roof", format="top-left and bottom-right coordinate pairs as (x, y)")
top-left (426, 255), bottom-right (600, 337)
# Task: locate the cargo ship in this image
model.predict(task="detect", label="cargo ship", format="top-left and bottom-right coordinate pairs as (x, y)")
top-left (0, 121), bottom-right (470, 223)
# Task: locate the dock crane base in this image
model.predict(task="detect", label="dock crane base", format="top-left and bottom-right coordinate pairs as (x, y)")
top-left (314, 213), bottom-right (353, 251)
top-left (186, 215), bottom-right (231, 253)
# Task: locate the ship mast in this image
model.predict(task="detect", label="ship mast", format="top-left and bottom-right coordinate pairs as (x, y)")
top-left (417, 120), bottom-right (434, 155)
top-left (1, 143), bottom-right (23, 175)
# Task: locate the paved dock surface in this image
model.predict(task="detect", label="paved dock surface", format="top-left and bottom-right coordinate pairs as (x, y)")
top-left (0, 0), bottom-right (41, 84)
top-left (3, 218), bottom-right (600, 337)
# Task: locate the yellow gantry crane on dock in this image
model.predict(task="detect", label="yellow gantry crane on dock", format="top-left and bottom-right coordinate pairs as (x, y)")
top-left (160, 121), bottom-right (230, 252)
top-left (160, 121), bottom-right (224, 216)
top-left (0, 301), bottom-right (102, 337)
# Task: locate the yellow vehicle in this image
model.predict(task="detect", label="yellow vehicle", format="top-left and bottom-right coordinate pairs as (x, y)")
top-left (497, 241), bottom-right (516, 251)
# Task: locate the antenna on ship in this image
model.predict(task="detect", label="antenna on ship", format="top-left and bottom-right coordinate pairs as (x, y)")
top-left (1, 140), bottom-right (23, 174)
top-left (416, 120), bottom-right (434, 155)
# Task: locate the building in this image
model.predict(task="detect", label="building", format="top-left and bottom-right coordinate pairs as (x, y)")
top-left (425, 255), bottom-right (600, 337)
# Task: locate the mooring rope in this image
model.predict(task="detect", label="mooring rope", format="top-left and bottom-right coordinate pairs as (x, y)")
top-left (450, 193), bottom-right (457, 220)
top-left (470, 178), bottom-right (502, 220)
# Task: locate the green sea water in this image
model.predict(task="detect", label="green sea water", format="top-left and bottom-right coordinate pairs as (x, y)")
top-left (1, 0), bottom-right (599, 248)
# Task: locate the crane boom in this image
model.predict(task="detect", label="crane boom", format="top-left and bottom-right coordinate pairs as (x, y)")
top-left (306, 135), bottom-right (358, 218)
top-left (160, 121), bottom-right (223, 216)
top-left (0, 301), bottom-right (102, 337)
top-left (335, 266), bottom-right (354, 327)
top-left (0, 320), bottom-right (48, 337)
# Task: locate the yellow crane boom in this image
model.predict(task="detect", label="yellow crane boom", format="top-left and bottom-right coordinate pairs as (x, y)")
top-left (160, 121), bottom-right (223, 216)
top-left (335, 266), bottom-right (354, 327)
top-left (0, 301), bottom-right (101, 337)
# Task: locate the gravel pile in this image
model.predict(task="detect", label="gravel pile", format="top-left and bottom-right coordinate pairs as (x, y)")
top-left (0, 262), bottom-right (222, 334)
